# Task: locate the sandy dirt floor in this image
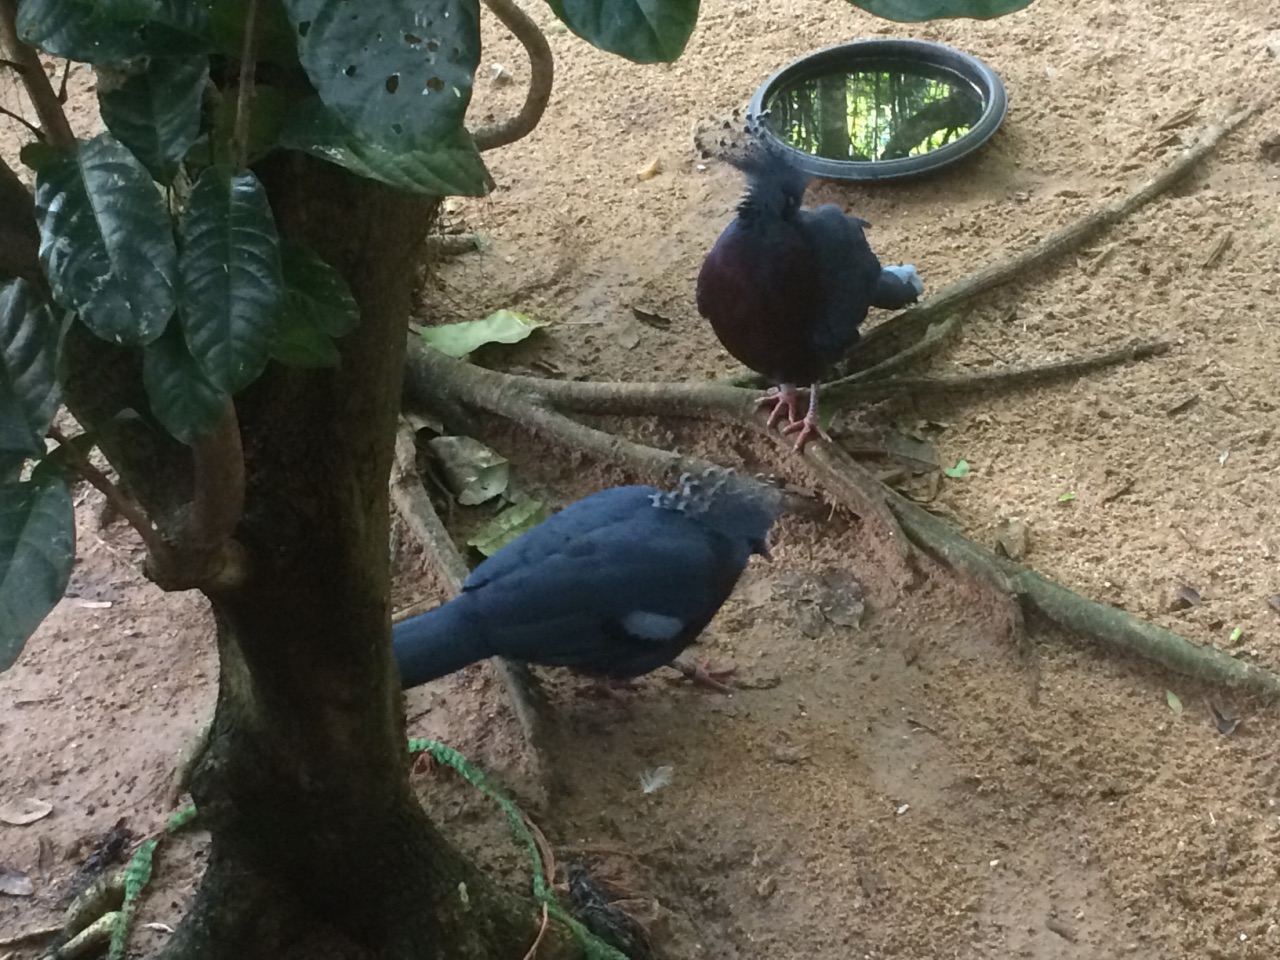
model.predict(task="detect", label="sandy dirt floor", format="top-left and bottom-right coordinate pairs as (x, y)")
top-left (4, 0), bottom-right (1280, 957)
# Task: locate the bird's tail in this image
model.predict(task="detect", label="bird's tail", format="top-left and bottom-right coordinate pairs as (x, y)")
top-left (392, 597), bottom-right (488, 689)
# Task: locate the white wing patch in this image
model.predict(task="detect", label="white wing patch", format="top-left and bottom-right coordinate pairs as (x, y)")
top-left (621, 610), bottom-right (685, 641)
top-left (883, 264), bottom-right (925, 296)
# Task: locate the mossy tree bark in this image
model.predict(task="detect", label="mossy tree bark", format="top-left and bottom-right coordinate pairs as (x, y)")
top-left (54, 154), bottom-right (579, 959)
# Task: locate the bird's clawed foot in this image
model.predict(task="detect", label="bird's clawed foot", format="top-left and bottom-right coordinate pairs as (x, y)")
top-left (581, 676), bottom-right (641, 700)
top-left (673, 658), bottom-right (737, 693)
top-left (781, 411), bottom-right (828, 451)
top-left (756, 384), bottom-right (803, 430)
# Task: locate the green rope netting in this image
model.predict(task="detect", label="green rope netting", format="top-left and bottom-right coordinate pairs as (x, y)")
top-left (408, 737), bottom-right (628, 960)
top-left (116, 740), bottom-right (625, 959)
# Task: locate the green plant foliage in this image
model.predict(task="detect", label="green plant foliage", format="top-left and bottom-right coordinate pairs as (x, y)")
top-left (98, 56), bottom-right (209, 184)
top-left (279, 98), bottom-right (491, 196)
top-left (270, 241), bottom-right (359, 368)
top-left (283, 0), bottom-right (479, 145)
top-left (142, 318), bottom-right (229, 445)
top-left (845, 0), bottom-right (1034, 19)
top-left (420, 309), bottom-right (547, 358)
top-left (177, 167), bottom-right (283, 394)
top-left (467, 499), bottom-right (549, 556)
top-left (16, 0), bottom-right (210, 63)
top-left (0, 474), bottom-right (75, 672)
top-left (0, 280), bottom-right (60, 458)
top-left (34, 134), bottom-right (179, 345)
top-left (211, 85), bottom-right (292, 168)
top-left (210, 0), bottom-right (298, 63)
top-left (545, 0), bottom-right (700, 63)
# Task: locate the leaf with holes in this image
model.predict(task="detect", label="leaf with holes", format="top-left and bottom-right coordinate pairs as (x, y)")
top-left (279, 98), bottom-right (490, 196)
top-left (17, 0), bottom-right (210, 63)
top-left (0, 280), bottom-right (60, 458)
top-left (98, 56), bottom-right (209, 184)
top-left (142, 318), bottom-right (228, 445)
top-left (271, 241), bottom-right (358, 369)
top-left (283, 0), bottom-right (479, 146)
top-left (34, 134), bottom-right (178, 345)
top-left (0, 474), bottom-right (75, 673)
top-left (844, 0), bottom-right (1034, 18)
top-left (545, 0), bottom-right (700, 63)
top-left (178, 167), bottom-right (283, 394)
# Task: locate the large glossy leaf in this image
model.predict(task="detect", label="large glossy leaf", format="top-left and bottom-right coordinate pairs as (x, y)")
top-left (34, 134), bottom-right (178, 345)
top-left (16, 0), bottom-right (210, 63)
top-left (0, 474), bottom-right (75, 673)
top-left (142, 317), bottom-right (229, 445)
top-left (178, 167), bottom-right (283, 394)
top-left (211, 0), bottom-right (298, 63)
top-left (279, 99), bottom-right (491, 196)
top-left (283, 0), bottom-right (479, 146)
top-left (98, 56), bottom-right (209, 184)
top-left (545, 0), bottom-right (699, 63)
top-left (0, 280), bottom-right (60, 458)
top-left (270, 241), bottom-right (358, 368)
top-left (845, 0), bottom-right (1034, 18)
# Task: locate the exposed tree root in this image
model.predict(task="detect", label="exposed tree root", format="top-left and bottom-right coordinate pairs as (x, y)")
top-left (885, 489), bottom-right (1280, 697)
top-left (846, 98), bottom-right (1262, 373)
top-left (402, 101), bottom-right (1280, 701)
top-left (390, 422), bottom-right (557, 791)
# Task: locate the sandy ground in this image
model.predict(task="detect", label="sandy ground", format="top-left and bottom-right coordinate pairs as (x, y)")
top-left (4, 0), bottom-right (1280, 957)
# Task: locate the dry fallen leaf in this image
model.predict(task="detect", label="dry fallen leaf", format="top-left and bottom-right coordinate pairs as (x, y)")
top-left (0, 864), bottom-right (35, 896)
top-left (635, 157), bottom-right (662, 181)
top-left (0, 798), bottom-right (53, 825)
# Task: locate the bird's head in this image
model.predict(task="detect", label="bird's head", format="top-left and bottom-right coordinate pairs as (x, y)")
top-left (651, 469), bottom-right (782, 558)
top-left (727, 141), bottom-right (809, 223)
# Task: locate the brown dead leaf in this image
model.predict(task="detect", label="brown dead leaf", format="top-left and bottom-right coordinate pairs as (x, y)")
top-left (0, 798), bottom-right (53, 826)
top-left (0, 864), bottom-right (34, 896)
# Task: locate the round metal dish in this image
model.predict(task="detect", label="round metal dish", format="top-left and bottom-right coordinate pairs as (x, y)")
top-left (746, 38), bottom-right (1008, 182)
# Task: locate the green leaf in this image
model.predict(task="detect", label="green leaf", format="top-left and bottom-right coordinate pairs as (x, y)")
top-left (1229, 626), bottom-right (1244, 645)
top-left (0, 474), bottom-right (75, 673)
top-left (426, 436), bottom-right (509, 505)
top-left (1165, 689), bottom-right (1183, 716)
top-left (18, 141), bottom-right (61, 174)
top-left (843, 0), bottom-right (1034, 19)
top-left (942, 459), bottom-right (969, 479)
top-left (467, 498), bottom-right (548, 557)
top-left (211, 0), bottom-right (298, 63)
top-left (421, 310), bottom-right (547, 358)
top-left (142, 317), bottom-right (229, 445)
top-left (1057, 491), bottom-right (1076, 503)
top-left (178, 166), bottom-right (283, 394)
top-left (545, 0), bottom-right (699, 63)
top-left (283, 0), bottom-right (479, 145)
top-left (0, 280), bottom-right (60, 457)
top-left (211, 84), bottom-right (292, 168)
top-left (270, 241), bottom-right (358, 369)
top-left (16, 0), bottom-right (210, 63)
top-left (34, 133), bottom-right (178, 345)
top-left (98, 56), bottom-right (209, 184)
top-left (279, 98), bottom-right (491, 196)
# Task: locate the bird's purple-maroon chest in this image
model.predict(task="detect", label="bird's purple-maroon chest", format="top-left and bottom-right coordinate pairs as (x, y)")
top-left (696, 217), bottom-right (828, 385)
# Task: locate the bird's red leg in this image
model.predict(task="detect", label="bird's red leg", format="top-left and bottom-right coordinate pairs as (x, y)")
top-left (782, 381), bottom-right (829, 451)
top-left (755, 383), bottom-right (803, 430)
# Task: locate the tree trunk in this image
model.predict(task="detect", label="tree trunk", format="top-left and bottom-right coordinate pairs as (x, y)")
top-left (50, 152), bottom-right (580, 958)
